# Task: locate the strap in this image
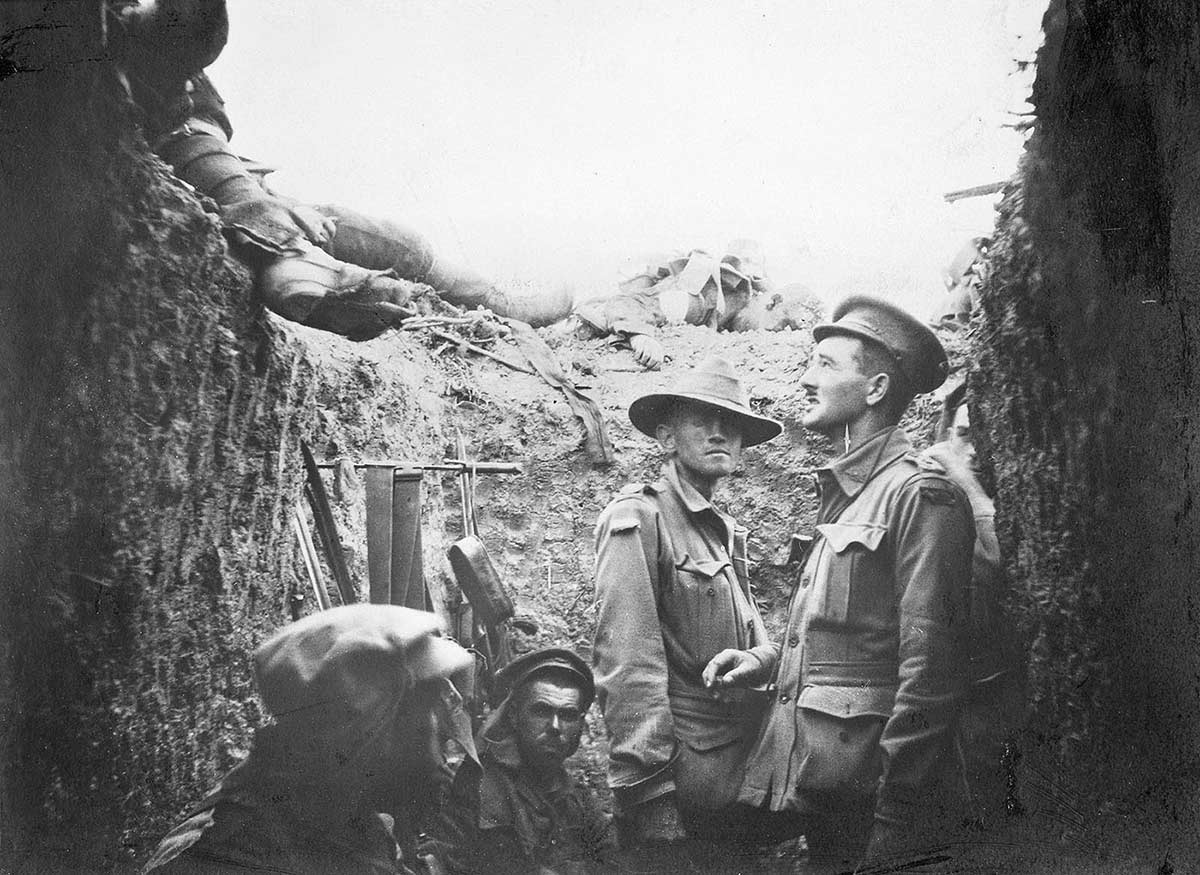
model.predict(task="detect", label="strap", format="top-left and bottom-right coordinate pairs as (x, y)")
top-left (390, 469), bottom-right (427, 610)
top-left (506, 320), bottom-right (614, 464)
top-left (364, 466), bottom-right (428, 609)
top-left (364, 467), bottom-right (394, 605)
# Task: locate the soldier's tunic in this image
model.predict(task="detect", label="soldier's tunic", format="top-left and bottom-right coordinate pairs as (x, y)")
top-left (592, 460), bottom-right (774, 820)
top-left (142, 726), bottom-right (405, 875)
top-left (432, 710), bottom-right (614, 874)
top-left (739, 427), bottom-right (974, 849)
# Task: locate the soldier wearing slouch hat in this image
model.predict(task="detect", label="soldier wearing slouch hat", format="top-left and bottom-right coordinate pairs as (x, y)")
top-left (592, 357), bottom-right (786, 856)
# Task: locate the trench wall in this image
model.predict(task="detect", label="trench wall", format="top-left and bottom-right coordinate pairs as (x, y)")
top-left (973, 0), bottom-right (1200, 861)
top-left (0, 6), bottom-right (458, 869)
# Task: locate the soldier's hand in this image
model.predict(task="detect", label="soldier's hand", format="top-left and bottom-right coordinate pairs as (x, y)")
top-left (629, 334), bottom-right (664, 370)
top-left (288, 204), bottom-right (338, 246)
top-left (923, 442), bottom-right (990, 507)
top-left (923, 441), bottom-right (970, 481)
top-left (702, 649), bottom-right (760, 694)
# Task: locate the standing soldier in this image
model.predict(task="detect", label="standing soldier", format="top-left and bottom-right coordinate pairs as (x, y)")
top-left (705, 296), bottom-right (975, 870)
top-left (591, 357), bottom-right (784, 862)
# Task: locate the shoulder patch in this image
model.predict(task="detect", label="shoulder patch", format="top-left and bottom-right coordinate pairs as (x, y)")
top-left (910, 451), bottom-right (947, 474)
top-left (607, 512), bottom-right (642, 534)
top-left (602, 489), bottom-right (653, 533)
top-left (919, 483), bottom-right (959, 506)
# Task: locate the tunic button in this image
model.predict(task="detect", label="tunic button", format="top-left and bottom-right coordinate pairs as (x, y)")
top-left (779, 693), bottom-right (790, 704)
top-left (788, 635), bottom-right (800, 648)
top-left (706, 587), bottom-right (715, 596)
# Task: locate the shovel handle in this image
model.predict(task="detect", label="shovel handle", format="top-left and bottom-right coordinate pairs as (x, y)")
top-left (442, 460), bottom-right (523, 475)
top-left (456, 431), bottom-right (472, 536)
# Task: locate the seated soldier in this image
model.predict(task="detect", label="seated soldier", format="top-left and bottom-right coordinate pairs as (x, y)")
top-left (142, 605), bottom-right (477, 875)
top-left (430, 648), bottom-right (615, 875)
top-left (573, 240), bottom-right (775, 370)
top-left (108, 0), bottom-right (572, 339)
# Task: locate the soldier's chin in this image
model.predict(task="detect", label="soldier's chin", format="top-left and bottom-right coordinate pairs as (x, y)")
top-left (703, 454), bottom-right (734, 473)
top-left (536, 741), bottom-right (569, 760)
top-left (800, 409), bottom-right (823, 429)
top-left (529, 740), bottom-right (576, 769)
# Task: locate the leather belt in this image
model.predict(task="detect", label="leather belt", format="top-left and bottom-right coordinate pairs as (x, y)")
top-left (667, 679), bottom-right (768, 718)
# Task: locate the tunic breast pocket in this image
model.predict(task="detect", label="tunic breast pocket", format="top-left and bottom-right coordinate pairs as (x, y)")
top-left (811, 522), bottom-right (887, 622)
top-left (668, 554), bottom-right (736, 650)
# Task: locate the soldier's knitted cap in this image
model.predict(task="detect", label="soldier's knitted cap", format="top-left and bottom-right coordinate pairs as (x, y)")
top-left (253, 604), bottom-right (472, 724)
top-left (813, 295), bottom-right (949, 394)
top-left (629, 356), bottom-right (783, 447)
top-left (493, 647), bottom-right (595, 710)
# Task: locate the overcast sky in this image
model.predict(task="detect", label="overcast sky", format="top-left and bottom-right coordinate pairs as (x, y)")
top-left (211, 0), bottom-right (1045, 314)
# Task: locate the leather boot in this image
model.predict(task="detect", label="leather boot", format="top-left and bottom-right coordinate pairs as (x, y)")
top-left (258, 245), bottom-right (413, 339)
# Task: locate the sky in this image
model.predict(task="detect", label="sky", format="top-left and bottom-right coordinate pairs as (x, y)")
top-left (211, 0), bottom-right (1046, 315)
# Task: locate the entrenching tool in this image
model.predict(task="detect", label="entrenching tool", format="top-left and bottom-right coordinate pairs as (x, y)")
top-left (447, 536), bottom-right (513, 629)
top-left (446, 432), bottom-right (518, 705)
top-left (447, 434), bottom-right (514, 627)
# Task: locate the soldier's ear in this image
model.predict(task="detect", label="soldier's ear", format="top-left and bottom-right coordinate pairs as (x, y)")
top-left (864, 372), bottom-right (890, 408)
top-left (656, 422), bottom-right (676, 453)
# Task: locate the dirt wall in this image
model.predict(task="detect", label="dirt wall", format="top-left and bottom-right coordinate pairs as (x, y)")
top-left (973, 0), bottom-right (1200, 864)
top-left (0, 6), bottom-right (459, 869)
